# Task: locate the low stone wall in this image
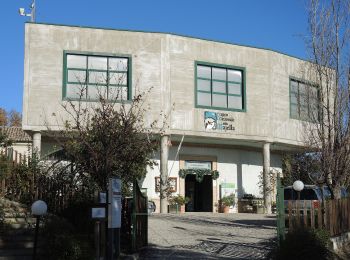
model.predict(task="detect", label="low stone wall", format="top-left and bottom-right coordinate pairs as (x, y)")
top-left (330, 232), bottom-right (350, 251)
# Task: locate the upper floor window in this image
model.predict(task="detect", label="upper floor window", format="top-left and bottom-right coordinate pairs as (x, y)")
top-left (290, 78), bottom-right (319, 121)
top-left (195, 62), bottom-right (245, 111)
top-left (63, 52), bottom-right (131, 101)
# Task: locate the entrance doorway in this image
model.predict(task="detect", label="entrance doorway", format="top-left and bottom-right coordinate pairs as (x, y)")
top-left (185, 174), bottom-right (213, 212)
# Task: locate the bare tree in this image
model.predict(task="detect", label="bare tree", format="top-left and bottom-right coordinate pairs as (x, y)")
top-left (47, 69), bottom-right (162, 194)
top-left (0, 108), bottom-right (7, 126)
top-left (302, 0), bottom-right (350, 198)
top-left (8, 110), bottom-right (22, 127)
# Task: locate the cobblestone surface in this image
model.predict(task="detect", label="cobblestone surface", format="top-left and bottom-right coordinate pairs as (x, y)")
top-left (139, 213), bottom-right (276, 259)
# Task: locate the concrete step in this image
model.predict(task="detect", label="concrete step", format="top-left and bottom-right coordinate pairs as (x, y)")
top-left (3, 212), bottom-right (29, 219)
top-left (1, 223), bottom-right (34, 230)
top-left (0, 201), bottom-right (28, 210)
top-left (0, 257), bottom-right (32, 260)
top-left (3, 218), bottom-right (36, 225)
top-left (2, 207), bottom-right (28, 213)
top-left (0, 199), bottom-right (43, 259)
top-left (0, 248), bottom-right (34, 257)
top-left (0, 239), bottom-right (34, 249)
top-left (0, 227), bottom-right (34, 237)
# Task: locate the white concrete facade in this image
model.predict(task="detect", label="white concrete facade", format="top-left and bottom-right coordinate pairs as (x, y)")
top-left (143, 145), bottom-right (282, 212)
top-left (22, 23), bottom-right (309, 213)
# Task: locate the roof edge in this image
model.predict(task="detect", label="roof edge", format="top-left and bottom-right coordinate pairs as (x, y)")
top-left (25, 22), bottom-right (307, 62)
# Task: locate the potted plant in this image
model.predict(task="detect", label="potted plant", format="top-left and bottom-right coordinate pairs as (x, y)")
top-left (220, 194), bottom-right (235, 213)
top-left (168, 195), bottom-right (190, 213)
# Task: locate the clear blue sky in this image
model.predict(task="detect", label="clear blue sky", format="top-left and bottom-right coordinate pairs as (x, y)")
top-left (0, 0), bottom-right (308, 113)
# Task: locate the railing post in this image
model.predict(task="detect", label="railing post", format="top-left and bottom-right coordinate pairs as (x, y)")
top-left (131, 180), bottom-right (137, 252)
top-left (276, 173), bottom-right (285, 245)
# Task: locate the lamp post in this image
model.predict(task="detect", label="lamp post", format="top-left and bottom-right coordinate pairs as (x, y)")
top-left (293, 180), bottom-right (304, 200)
top-left (31, 200), bottom-right (47, 260)
top-left (292, 180), bottom-right (304, 226)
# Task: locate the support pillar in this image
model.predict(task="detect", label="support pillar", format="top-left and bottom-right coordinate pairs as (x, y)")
top-left (32, 131), bottom-right (41, 158)
top-left (160, 135), bottom-right (169, 213)
top-left (263, 142), bottom-right (272, 214)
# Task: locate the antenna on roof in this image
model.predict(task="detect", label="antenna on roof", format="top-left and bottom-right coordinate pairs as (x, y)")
top-left (19, 0), bottom-right (36, 22)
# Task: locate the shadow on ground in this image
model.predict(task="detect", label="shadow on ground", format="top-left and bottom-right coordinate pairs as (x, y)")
top-left (139, 244), bottom-right (232, 259)
top-left (139, 238), bottom-right (275, 260)
top-left (156, 214), bottom-right (276, 230)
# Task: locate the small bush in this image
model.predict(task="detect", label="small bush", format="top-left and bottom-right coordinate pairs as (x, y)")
top-left (221, 194), bottom-right (235, 206)
top-left (39, 215), bottom-right (92, 260)
top-left (0, 205), bottom-right (4, 230)
top-left (270, 228), bottom-right (332, 260)
top-left (168, 195), bottom-right (189, 205)
top-left (313, 228), bottom-right (331, 248)
top-left (60, 200), bottom-right (94, 234)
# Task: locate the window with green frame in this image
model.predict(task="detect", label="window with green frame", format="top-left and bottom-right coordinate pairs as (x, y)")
top-left (195, 62), bottom-right (245, 111)
top-left (63, 52), bottom-right (130, 101)
top-left (290, 78), bottom-right (320, 121)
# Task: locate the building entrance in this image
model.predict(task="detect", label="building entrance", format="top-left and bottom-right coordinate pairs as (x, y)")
top-left (185, 174), bottom-right (213, 212)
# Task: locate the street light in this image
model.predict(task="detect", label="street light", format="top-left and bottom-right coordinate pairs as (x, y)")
top-left (31, 200), bottom-right (47, 260)
top-left (19, 0), bottom-right (36, 22)
top-left (292, 180), bottom-right (304, 226)
top-left (293, 180), bottom-right (304, 200)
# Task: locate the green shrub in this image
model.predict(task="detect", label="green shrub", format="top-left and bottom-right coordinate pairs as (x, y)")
top-left (313, 228), bottom-right (331, 248)
top-left (270, 228), bottom-right (332, 260)
top-left (221, 194), bottom-right (235, 206)
top-left (39, 215), bottom-right (92, 260)
top-left (168, 195), bottom-right (190, 205)
top-left (60, 200), bottom-right (94, 234)
top-left (0, 205), bottom-right (4, 230)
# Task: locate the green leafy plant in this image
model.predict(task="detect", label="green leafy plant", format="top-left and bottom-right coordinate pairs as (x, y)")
top-left (168, 195), bottom-right (190, 206)
top-left (269, 228), bottom-right (332, 260)
top-left (39, 216), bottom-right (84, 260)
top-left (178, 169), bottom-right (220, 182)
top-left (211, 170), bottom-right (219, 180)
top-left (221, 194), bottom-right (235, 207)
top-left (195, 171), bottom-right (205, 182)
top-left (39, 215), bottom-right (94, 260)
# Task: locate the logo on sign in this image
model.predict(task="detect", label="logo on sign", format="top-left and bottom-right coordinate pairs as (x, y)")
top-left (204, 111), bottom-right (217, 130)
top-left (204, 111), bottom-right (235, 131)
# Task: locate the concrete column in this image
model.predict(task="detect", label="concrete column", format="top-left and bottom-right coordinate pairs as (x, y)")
top-left (32, 131), bottom-right (41, 158)
top-left (263, 142), bottom-right (272, 214)
top-left (160, 135), bottom-right (169, 213)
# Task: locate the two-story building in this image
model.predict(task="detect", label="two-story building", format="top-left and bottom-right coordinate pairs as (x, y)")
top-left (22, 22), bottom-right (314, 213)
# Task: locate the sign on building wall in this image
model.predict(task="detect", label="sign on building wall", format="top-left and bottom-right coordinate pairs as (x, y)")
top-left (220, 183), bottom-right (236, 198)
top-left (204, 111), bottom-right (235, 131)
top-left (184, 160), bottom-right (212, 170)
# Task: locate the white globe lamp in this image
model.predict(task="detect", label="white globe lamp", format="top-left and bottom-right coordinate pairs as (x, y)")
top-left (293, 180), bottom-right (304, 192)
top-left (31, 200), bottom-right (47, 216)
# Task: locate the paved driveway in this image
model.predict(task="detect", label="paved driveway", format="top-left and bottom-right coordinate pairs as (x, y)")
top-left (139, 213), bottom-right (276, 259)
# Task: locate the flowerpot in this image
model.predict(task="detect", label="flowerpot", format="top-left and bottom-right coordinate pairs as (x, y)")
top-left (223, 206), bottom-right (230, 213)
top-left (180, 205), bottom-right (185, 213)
top-left (168, 204), bottom-right (179, 213)
top-left (256, 206), bottom-right (265, 214)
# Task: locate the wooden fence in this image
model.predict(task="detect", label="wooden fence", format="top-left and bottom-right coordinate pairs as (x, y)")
top-left (1, 147), bottom-right (87, 213)
top-left (286, 198), bottom-right (350, 236)
top-left (1, 147), bottom-right (27, 198)
top-left (0, 147), bottom-right (28, 165)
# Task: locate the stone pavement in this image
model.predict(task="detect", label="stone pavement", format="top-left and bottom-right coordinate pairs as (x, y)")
top-left (139, 213), bottom-right (276, 259)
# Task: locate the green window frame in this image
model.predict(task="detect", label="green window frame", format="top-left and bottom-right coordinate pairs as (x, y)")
top-left (289, 78), bottom-right (320, 121)
top-left (63, 51), bottom-right (132, 101)
top-left (195, 61), bottom-right (246, 112)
